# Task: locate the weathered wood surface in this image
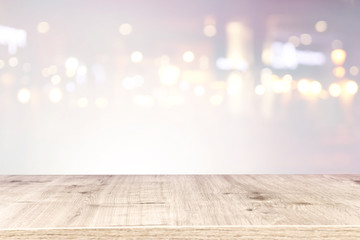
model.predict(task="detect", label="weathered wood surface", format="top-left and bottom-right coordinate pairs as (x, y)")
top-left (0, 175), bottom-right (359, 239)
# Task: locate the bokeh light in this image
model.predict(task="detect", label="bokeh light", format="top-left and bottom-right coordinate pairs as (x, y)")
top-left (49, 88), bottom-right (63, 103)
top-left (183, 51), bottom-right (195, 63)
top-left (17, 88), bottom-right (31, 103)
top-left (119, 23), bottom-right (132, 35)
top-left (329, 83), bottom-right (341, 97)
top-left (131, 51), bottom-right (143, 63)
top-left (331, 49), bottom-right (347, 66)
top-left (37, 21), bottom-right (50, 33)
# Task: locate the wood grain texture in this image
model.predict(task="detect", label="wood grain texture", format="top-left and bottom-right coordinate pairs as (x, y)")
top-left (0, 175), bottom-right (360, 239)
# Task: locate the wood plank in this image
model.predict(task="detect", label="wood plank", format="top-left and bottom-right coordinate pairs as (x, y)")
top-left (0, 175), bottom-right (359, 239)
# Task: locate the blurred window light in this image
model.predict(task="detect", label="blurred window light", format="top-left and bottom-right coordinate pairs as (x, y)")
top-left (216, 58), bottom-right (248, 71)
top-left (310, 81), bottom-right (322, 95)
top-left (300, 34), bottom-right (312, 45)
top-left (332, 40), bottom-right (343, 49)
top-left (331, 49), bottom-right (346, 66)
top-left (0, 25), bottom-right (27, 54)
top-left (159, 65), bottom-right (180, 86)
top-left (65, 57), bottom-right (79, 70)
top-left (119, 23), bottom-right (132, 36)
top-left (271, 42), bottom-right (325, 69)
top-left (37, 22), bottom-right (50, 34)
top-left (333, 66), bottom-right (346, 79)
top-left (194, 85), bottom-right (205, 96)
top-left (8, 57), bottom-right (18, 67)
top-left (329, 83), bottom-right (341, 97)
top-left (17, 88), bottom-right (31, 103)
top-left (345, 80), bottom-right (359, 95)
top-left (183, 51), bottom-right (195, 63)
top-left (315, 20), bottom-right (327, 33)
top-left (297, 79), bottom-right (311, 95)
top-left (255, 84), bottom-right (266, 95)
top-left (203, 25), bottom-right (217, 37)
top-left (227, 72), bottom-right (242, 96)
top-left (349, 66), bottom-right (359, 76)
top-left (77, 97), bottom-right (88, 108)
top-left (209, 94), bottom-right (223, 105)
top-left (131, 51), bottom-right (143, 63)
top-left (49, 88), bottom-right (63, 103)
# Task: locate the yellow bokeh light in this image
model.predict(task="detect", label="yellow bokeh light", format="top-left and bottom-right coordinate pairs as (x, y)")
top-left (77, 97), bottom-right (88, 108)
top-left (297, 79), bottom-right (311, 95)
top-left (331, 49), bottom-right (346, 66)
top-left (17, 88), bottom-right (31, 103)
top-left (288, 36), bottom-right (300, 47)
top-left (131, 51), bottom-right (143, 63)
top-left (194, 85), bottom-right (205, 96)
top-left (345, 80), bottom-right (358, 95)
top-left (49, 88), bottom-right (63, 103)
top-left (300, 34), bottom-right (312, 45)
top-left (51, 75), bottom-right (61, 85)
top-left (209, 94), bottom-right (223, 105)
top-left (333, 66), bottom-right (346, 78)
top-left (315, 21), bottom-right (327, 33)
top-left (95, 97), bottom-right (108, 109)
top-left (37, 21), bottom-right (50, 34)
top-left (183, 51), bottom-right (195, 63)
top-left (329, 83), bottom-right (341, 97)
top-left (203, 25), bottom-right (217, 37)
top-left (65, 57), bottom-right (79, 70)
top-left (159, 65), bottom-right (180, 86)
top-left (119, 23), bottom-right (132, 36)
top-left (8, 57), bottom-right (18, 67)
top-left (310, 81), bottom-right (322, 95)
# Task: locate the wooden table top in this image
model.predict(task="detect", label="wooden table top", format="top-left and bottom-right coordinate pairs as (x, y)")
top-left (0, 175), bottom-right (360, 239)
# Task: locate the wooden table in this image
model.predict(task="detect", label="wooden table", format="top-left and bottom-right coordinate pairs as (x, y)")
top-left (0, 175), bottom-right (359, 239)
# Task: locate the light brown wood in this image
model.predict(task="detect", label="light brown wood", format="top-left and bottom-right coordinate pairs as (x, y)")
top-left (0, 175), bottom-right (360, 239)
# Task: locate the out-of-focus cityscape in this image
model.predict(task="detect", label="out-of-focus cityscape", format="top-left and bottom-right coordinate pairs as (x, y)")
top-left (1, 0), bottom-right (360, 174)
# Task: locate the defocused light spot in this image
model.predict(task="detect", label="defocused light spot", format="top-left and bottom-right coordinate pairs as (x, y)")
top-left (48, 65), bottom-right (57, 75)
top-left (227, 72), bottom-right (242, 96)
top-left (333, 66), bottom-right (346, 78)
top-left (8, 57), bottom-right (18, 67)
top-left (349, 66), bottom-right (359, 76)
top-left (345, 80), bottom-right (358, 95)
top-left (194, 85), bottom-right (205, 96)
top-left (297, 79), bottom-right (311, 94)
top-left (315, 21), bottom-right (327, 32)
top-left (209, 94), bottom-right (223, 105)
top-left (288, 36), bottom-right (300, 47)
top-left (331, 49), bottom-right (346, 66)
top-left (95, 97), bottom-right (108, 109)
top-left (66, 82), bottom-right (76, 92)
top-left (255, 85), bottom-right (266, 95)
top-left (159, 65), bottom-right (180, 86)
top-left (0, 59), bottom-right (5, 69)
top-left (119, 23), bottom-right (132, 36)
top-left (300, 34), bottom-right (312, 45)
top-left (329, 83), bottom-right (341, 97)
top-left (77, 97), bottom-right (88, 108)
top-left (203, 25), bottom-right (216, 37)
top-left (65, 57), bottom-right (79, 70)
top-left (17, 88), bottom-right (31, 103)
top-left (77, 65), bottom-right (87, 76)
top-left (49, 88), bottom-right (62, 103)
top-left (51, 75), bottom-right (61, 85)
top-left (183, 51), bottom-right (195, 63)
top-left (131, 51), bottom-right (143, 63)
top-left (310, 81), bottom-right (322, 95)
top-left (37, 21), bottom-right (50, 34)
top-left (332, 40), bottom-right (343, 49)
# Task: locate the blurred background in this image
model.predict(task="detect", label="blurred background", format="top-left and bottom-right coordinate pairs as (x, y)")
top-left (1, 0), bottom-right (360, 174)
